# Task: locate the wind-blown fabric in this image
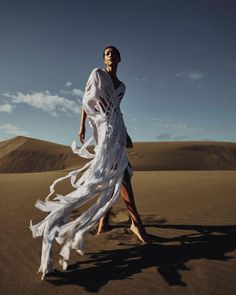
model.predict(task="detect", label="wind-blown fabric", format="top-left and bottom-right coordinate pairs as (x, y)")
top-left (30, 68), bottom-right (132, 279)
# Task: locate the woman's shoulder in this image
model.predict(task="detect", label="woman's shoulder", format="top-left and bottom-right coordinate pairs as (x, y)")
top-left (90, 67), bottom-right (103, 75)
top-left (87, 68), bottom-right (104, 81)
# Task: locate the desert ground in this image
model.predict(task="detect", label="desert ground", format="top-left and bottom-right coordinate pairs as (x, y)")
top-left (0, 136), bottom-right (236, 295)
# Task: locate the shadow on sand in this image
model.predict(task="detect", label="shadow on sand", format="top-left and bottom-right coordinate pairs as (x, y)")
top-left (46, 224), bottom-right (236, 292)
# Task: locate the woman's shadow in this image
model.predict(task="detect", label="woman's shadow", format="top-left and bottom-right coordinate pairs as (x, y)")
top-left (46, 223), bottom-right (236, 293)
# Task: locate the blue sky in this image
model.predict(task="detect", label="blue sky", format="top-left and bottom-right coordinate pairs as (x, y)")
top-left (0, 0), bottom-right (236, 145)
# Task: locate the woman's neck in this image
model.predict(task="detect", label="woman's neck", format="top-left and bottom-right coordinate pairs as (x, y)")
top-left (105, 65), bottom-right (118, 77)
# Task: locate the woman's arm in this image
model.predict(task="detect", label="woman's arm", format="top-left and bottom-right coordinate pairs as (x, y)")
top-left (78, 108), bottom-right (87, 144)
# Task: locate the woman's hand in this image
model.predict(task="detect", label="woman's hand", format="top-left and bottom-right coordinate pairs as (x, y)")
top-left (78, 126), bottom-right (86, 144)
top-left (126, 133), bottom-right (133, 149)
top-left (78, 108), bottom-right (87, 144)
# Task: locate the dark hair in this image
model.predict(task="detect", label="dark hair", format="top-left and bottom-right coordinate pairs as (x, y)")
top-left (103, 46), bottom-right (121, 61)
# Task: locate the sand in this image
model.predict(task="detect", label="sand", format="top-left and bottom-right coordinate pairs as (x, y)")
top-left (0, 136), bottom-right (236, 295)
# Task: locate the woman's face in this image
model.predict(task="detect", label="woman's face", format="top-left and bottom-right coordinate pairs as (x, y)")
top-left (104, 47), bottom-right (120, 66)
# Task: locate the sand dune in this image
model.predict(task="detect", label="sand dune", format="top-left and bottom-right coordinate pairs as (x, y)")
top-left (126, 140), bottom-right (236, 170)
top-left (0, 136), bottom-right (236, 173)
top-left (0, 136), bottom-right (83, 173)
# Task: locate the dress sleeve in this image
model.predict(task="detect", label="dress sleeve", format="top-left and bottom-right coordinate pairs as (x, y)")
top-left (82, 68), bottom-right (101, 115)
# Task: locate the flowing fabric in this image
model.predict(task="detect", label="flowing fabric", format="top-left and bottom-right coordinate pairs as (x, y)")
top-left (30, 68), bottom-right (132, 279)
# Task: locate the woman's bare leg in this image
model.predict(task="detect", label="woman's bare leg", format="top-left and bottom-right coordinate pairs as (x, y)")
top-left (97, 168), bottom-right (152, 243)
top-left (121, 168), bottom-right (152, 244)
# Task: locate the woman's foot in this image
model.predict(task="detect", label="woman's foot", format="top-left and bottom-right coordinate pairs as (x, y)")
top-left (96, 217), bottom-right (110, 235)
top-left (97, 210), bottom-right (111, 235)
top-left (130, 221), bottom-right (152, 244)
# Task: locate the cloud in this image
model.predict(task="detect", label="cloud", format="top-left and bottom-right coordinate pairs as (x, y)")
top-left (59, 88), bottom-right (84, 101)
top-left (154, 118), bottom-right (215, 141)
top-left (156, 132), bottom-right (172, 140)
top-left (65, 81), bottom-right (72, 88)
top-left (172, 135), bottom-right (190, 140)
top-left (3, 91), bottom-right (81, 117)
top-left (152, 119), bottom-right (188, 130)
top-left (175, 70), bottom-right (206, 81)
top-left (223, 62), bottom-right (236, 70)
top-left (0, 124), bottom-right (29, 135)
top-left (157, 82), bottom-right (167, 89)
top-left (156, 131), bottom-right (203, 141)
top-left (0, 103), bottom-right (13, 113)
top-left (71, 88), bottom-right (84, 98)
top-left (133, 77), bottom-right (148, 83)
top-left (170, 123), bottom-right (188, 129)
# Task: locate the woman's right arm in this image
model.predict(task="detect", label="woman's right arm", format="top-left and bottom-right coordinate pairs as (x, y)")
top-left (78, 68), bottom-right (100, 144)
top-left (78, 108), bottom-right (87, 144)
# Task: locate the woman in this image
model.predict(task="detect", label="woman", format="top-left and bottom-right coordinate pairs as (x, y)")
top-left (30, 46), bottom-right (151, 280)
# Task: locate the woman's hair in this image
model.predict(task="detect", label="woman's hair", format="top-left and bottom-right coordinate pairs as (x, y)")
top-left (103, 46), bottom-right (121, 61)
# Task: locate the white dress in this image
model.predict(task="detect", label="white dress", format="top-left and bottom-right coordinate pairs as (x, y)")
top-left (30, 68), bottom-right (133, 279)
